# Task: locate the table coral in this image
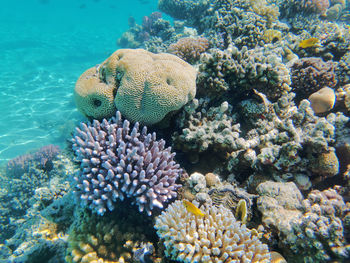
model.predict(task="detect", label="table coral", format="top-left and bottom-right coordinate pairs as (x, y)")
top-left (71, 111), bottom-right (182, 216)
top-left (75, 49), bottom-right (197, 125)
top-left (155, 200), bottom-right (271, 262)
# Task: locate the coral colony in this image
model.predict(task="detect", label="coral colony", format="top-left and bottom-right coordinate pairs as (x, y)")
top-left (71, 111), bottom-right (182, 216)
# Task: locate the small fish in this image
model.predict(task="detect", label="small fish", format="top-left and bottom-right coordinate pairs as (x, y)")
top-left (299, 38), bottom-right (320, 48)
top-left (182, 200), bottom-right (204, 217)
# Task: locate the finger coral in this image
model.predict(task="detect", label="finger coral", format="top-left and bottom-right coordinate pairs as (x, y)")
top-left (75, 49), bottom-right (197, 125)
top-left (155, 200), bottom-right (271, 262)
top-left (71, 111), bottom-right (182, 216)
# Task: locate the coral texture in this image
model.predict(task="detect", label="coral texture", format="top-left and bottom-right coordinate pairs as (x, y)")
top-left (74, 67), bottom-right (117, 120)
top-left (6, 144), bottom-right (60, 177)
top-left (75, 49), bottom-right (197, 125)
top-left (155, 200), bottom-right (270, 262)
top-left (66, 208), bottom-right (156, 263)
top-left (158, 0), bottom-right (209, 26)
top-left (168, 37), bottom-right (209, 64)
top-left (291, 57), bottom-right (338, 99)
top-left (308, 87), bottom-right (336, 114)
top-left (198, 44), bottom-right (291, 101)
top-left (71, 111), bottom-right (182, 216)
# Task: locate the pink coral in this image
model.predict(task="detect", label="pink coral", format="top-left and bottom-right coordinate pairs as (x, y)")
top-left (168, 37), bottom-right (209, 64)
top-left (305, 0), bottom-right (330, 14)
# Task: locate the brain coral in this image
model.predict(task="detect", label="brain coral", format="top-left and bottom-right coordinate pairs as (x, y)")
top-left (71, 111), bottom-right (182, 216)
top-left (75, 49), bottom-right (197, 125)
top-left (155, 200), bottom-right (271, 262)
top-left (75, 67), bottom-right (117, 120)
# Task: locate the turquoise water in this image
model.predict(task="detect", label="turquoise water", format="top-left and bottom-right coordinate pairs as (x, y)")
top-left (0, 0), bottom-right (157, 163)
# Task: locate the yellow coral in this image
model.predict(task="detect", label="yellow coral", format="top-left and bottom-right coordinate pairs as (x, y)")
top-left (311, 150), bottom-right (339, 177)
top-left (249, 0), bottom-right (280, 24)
top-left (75, 67), bottom-right (117, 120)
top-left (66, 209), bottom-right (155, 263)
top-left (262, 29), bottom-right (282, 43)
top-left (75, 49), bottom-right (197, 125)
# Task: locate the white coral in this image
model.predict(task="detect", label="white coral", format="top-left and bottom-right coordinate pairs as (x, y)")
top-left (155, 200), bottom-right (270, 263)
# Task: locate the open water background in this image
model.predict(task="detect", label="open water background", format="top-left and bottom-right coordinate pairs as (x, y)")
top-left (0, 0), bottom-right (157, 163)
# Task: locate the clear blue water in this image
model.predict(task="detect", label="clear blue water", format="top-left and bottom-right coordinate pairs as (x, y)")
top-left (0, 0), bottom-right (157, 163)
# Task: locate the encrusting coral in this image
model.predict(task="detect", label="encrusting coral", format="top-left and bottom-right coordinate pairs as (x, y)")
top-left (75, 49), bottom-right (197, 125)
top-left (71, 111), bottom-right (182, 216)
top-left (155, 200), bottom-right (271, 262)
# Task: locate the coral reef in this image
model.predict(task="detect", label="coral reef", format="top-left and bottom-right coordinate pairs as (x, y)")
top-left (291, 57), bottom-right (338, 99)
top-left (6, 144), bottom-right (60, 177)
top-left (155, 200), bottom-right (271, 262)
top-left (257, 182), bottom-right (350, 262)
top-left (0, 150), bottom-right (71, 243)
top-left (167, 37), bottom-right (209, 64)
top-left (308, 87), bottom-right (336, 114)
top-left (158, 0), bottom-right (209, 27)
top-left (66, 207), bottom-right (156, 263)
top-left (75, 49), bottom-right (197, 124)
top-left (197, 43), bottom-right (291, 101)
top-left (71, 111), bottom-right (182, 216)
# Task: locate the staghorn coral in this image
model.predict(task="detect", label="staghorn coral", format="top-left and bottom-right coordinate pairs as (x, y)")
top-left (66, 207), bottom-right (156, 263)
top-left (71, 111), bottom-right (182, 216)
top-left (155, 200), bottom-right (271, 262)
top-left (167, 37), bottom-right (209, 64)
top-left (75, 49), bottom-right (197, 125)
top-left (290, 57), bottom-right (338, 99)
top-left (198, 43), bottom-right (291, 101)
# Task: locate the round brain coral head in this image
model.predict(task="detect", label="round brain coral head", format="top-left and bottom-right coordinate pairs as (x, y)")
top-left (105, 49), bottom-right (197, 125)
top-left (71, 111), bottom-right (182, 216)
top-left (74, 67), bottom-right (117, 120)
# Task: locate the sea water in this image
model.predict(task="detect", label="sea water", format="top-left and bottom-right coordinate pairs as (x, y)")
top-left (0, 0), bottom-right (157, 163)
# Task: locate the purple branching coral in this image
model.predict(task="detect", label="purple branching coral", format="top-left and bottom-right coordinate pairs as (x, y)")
top-left (6, 144), bottom-right (60, 177)
top-left (71, 111), bottom-right (182, 216)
